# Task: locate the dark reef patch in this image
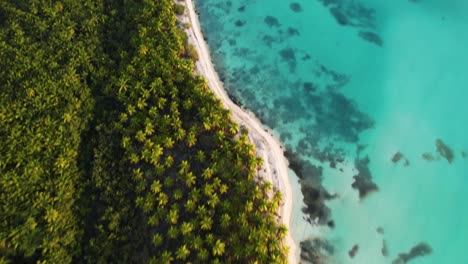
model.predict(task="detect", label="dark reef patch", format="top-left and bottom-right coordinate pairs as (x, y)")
top-left (285, 149), bottom-right (323, 181)
top-left (227, 39), bottom-right (236, 46)
top-left (290, 2), bottom-right (303, 12)
top-left (232, 47), bottom-right (252, 57)
top-left (303, 82), bottom-right (318, 93)
top-left (462, 151), bottom-right (467, 158)
top-left (237, 5), bottom-right (245, 12)
top-left (358, 31), bottom-right (383, 46)
top-left (435, 139), bottom-right (454, 163)
top-left (234, 20), bottom-right (246, 27)
top-left (300, 183), bottom-right (332, 224)
top-left (314, 91), bottom-right (374, 143)
top-left (392, 152), bottom-right (410, 166)
top-left (249, 66), bottom-right (260, 75)
top-left (392, 152), bottom-right (403, 163)
top-left (392, 242), bottom-right (432, 264)
top-left (300, 239), bottom-right (331, 264)
top-left (262, 34), bottom-right (280, 48)
top-left (330, 6), bottom-right (349, 26)
top-left (321, 1), bottom-right (376, 29)
top-left (287, 27), bottom-right (300, 36)
top-left (377, 226), bottom-right (384, 234)
top-left (264, 15), bottom-right (281, 27)
top-left (351, 155), bottom-right (378, 199)
top-left (284, 150), bottom-right (334, 224)
top-left (422, 152), bottom-right (436, 161)
top-left (318, 64), bottom-right (350, 87)
top-left (279, 48), bottom-right (297, 72)
top-left (382, 239), bottom-right (388, 257)
top-left (318, 0), bottom-right (383, 48)
top-left (348, 244), bottom-right (359, 258)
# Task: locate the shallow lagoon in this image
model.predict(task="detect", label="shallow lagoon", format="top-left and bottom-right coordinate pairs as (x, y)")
top-left (196, 0), bottom-right (468, 263)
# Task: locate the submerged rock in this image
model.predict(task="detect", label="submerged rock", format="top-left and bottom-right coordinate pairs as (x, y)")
top-left (391, 152), bottom-right (403, 163)
top-left (351, 155), bottom-right (379, 199)
top-left (382, 239), bottom-right (388, 257)
top-left (234, 20), bottom-right (246, 27)
top-left (290, 2), bottom-right (302, 12)
top-left (300, 239), bottom-right (330, 264)
top-left (348, 244), bottom-right (359, 258)
top-left (422, 152), bottom-right (436, 161)
top-left (462, 151), bottom-right (467, 158)
top-left (287, 27), bottom-right (300, 36)
top-left (330, 6), bottom-right (349, 26)
top-left (279, 48), bottom-right (297, 72)
top-left (392, 242), bottom-right (432, 264)
top-left (435, 139), bottom-right (454, 163)
top-left (303, 82), bottom-right (317, 93)
top-left (358, 31), bottom-right (384, 46)
top-left (376, 226), bottom-right (384, 234)
top-left (403, 159), bottom-right (410, 166)
top-left (264, 15), bottom-right (280, 27)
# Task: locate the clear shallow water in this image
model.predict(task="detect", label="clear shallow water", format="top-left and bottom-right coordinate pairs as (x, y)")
top-left (195, 0), bottom-right (468, 263)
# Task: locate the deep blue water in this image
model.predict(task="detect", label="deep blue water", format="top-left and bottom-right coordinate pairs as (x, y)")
top-left (195, 0), bottom-right (468, 263)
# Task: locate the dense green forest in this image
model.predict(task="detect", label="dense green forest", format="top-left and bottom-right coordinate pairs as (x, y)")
top-left (0, 0), bottom-right (288, 263)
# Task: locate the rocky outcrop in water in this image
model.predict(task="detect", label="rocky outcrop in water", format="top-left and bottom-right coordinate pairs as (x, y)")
top-left (290, 2), bottom-right (302, 12)
top-left (382, 239), bottom-right (389, 257)
top-left (264, 15), bottom-right (280, 27)
top-left (358, 31), bottom-right (383, 46)
top-left (421, 152), bottom-right (436, 161)
top-left (392, 151), bottom-right (410, 166)
top-left (376, 226), bottom-right (384, 234)
top-left (351, 155), bottom-right (378, 199)
top-left (392, 242), bottom-right (432, 264)
top-left (300, 239), bottom-right (333, 264)
top-left (435, 139), bottom-right (454, 163)
top-left (348, 244), bottom-right (359, 258)
top-left (284, 150), bottom-right (334, 224)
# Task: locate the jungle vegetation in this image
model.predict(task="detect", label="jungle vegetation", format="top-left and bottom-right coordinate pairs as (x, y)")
top-left (0, 0), bottom-right (288, 263)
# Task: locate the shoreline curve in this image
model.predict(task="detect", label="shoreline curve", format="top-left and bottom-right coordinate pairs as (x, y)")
top-left (181, 0), bottom-right (298, 262)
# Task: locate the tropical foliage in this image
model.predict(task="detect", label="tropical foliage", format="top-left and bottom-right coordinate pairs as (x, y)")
top-left (0, 0), bottom-right (288, 263)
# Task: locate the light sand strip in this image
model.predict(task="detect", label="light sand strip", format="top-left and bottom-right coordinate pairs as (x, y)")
top-left (182, 1), bottom-right (297, 262)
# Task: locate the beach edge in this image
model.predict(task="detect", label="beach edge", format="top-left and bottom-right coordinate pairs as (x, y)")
top-left (181, 0), bottom-right (298, 262)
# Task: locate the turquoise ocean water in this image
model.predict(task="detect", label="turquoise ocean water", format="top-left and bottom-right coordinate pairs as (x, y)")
top-left (195, 0), bottom-right (468, 263)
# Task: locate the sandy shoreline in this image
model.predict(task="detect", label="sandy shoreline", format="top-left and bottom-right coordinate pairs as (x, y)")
top-left (181, 1), bottom-right (297, 262)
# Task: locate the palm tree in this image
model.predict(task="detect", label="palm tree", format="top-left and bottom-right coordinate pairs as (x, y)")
top-left (220, 214), bottom-right (230, 229)
top-left (192, 235), bottom-right (203, 250)
top-left (195, 150), bottom-right (205, 163)
top-left (175, 245), bottom-right (190, 260)
top-left (167, 226), bottom-right (179, 239)
top-left (186, 130), bottom-right (196, 147)
top-left (173, 188), bottom-right (183, 200)
top-left (197, 248), bottom-right (209, 261)
top-left (151, 180), bottom-right (162, 194)
top-left (212, 239), bottom-right (225, 256)
top-left (152, 233), bottom-right (163, 247)
top-left (185, 171), bottom-right (196, 187)
top-left (200, 216), bottom-right (212, 231)
top-left (185, 198), bottom-right (196, 213)
top-left (167, 207), bottom-right (179, 224)
top-left (159, 251), bottom-right (173, 264)
top-left (180, 222), bottom-right (193, 236)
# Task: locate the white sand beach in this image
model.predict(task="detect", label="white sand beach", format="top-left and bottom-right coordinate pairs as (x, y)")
top-left (181, 1), bottom-right (297, 262)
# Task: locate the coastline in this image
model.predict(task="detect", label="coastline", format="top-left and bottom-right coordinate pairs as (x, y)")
top-left (181, 0), bottom-right (298, 263)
